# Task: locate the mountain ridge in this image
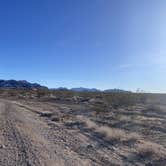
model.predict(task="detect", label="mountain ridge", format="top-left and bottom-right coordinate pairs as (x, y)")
top-left (0, 80), bottom-right (131, 92)
top-left (52, 87), bottom-right (131, 93)
top-left (0, 80), bottom-right (47, 89)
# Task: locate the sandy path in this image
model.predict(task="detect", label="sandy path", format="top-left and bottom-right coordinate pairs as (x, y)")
top-left (0, 100), bottom-right (94, 166)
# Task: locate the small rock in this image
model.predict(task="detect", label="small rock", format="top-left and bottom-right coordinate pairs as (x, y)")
top-left (0, 145), bottom-right (5, 149)
top-left (87, 145), bottom-right (93, 149)
top-left (40, 111), bottom-right (53, 117)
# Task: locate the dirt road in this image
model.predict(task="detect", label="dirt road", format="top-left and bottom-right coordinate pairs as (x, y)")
top-left (0, 100), bottom-right (119, 166)
top-left (0, 99), bottom-right (165, 166)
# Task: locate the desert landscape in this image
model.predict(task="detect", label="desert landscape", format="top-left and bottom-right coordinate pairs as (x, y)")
top-left (1, 0), bottom-right (166, 165)
top-left (0, 88), bottom-right (165, 166)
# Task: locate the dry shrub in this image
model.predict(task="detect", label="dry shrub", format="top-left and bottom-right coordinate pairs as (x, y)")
top-left (77, 115), bottom-right (139, 141)
top-left (96, 126), bottom-right (126, 140)
top-left (52, 114), bottom-right (73, 123)
top-left (147, 104), bottom-right (162, 113)
top-left (102, 93), bottom-right (147, 108)
top-left (77, 116), bottom-right (97, 129)
top-left (137, 141), bottom-right (166, 158)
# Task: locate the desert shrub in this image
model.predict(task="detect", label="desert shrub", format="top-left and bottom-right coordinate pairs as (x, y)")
top-left (36, 89), bottom-right (50, 98)
top-left (91, 104), bottom-right (108, 114)
top-left (102, 93), bottom-right (148, 108)
top-left (7, 89), bottom-right (18, 97)
top-left (77, 115), bottom-right (140, 141)
top-left (0, 88), bottom-right (149, 107)
top-left (51, 90), bottom-right (74, 99)
top-left (137, 141), bottom-right (165, 159)
top-left (48, 91), bottom-right (148, 108)
top-left (147, 104), bottom-right (161, 112)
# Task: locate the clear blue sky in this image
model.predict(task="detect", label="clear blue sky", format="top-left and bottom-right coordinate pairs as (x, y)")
top-left (0, 0), bottom-right (166, 92)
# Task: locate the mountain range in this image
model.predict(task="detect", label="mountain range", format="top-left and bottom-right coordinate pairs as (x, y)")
top-left (0, 80), bottom-right (130, 92)
top-left (0, 80), bottom-right (47, 89)
top-left (70, 87), bottom-right (100, 92)
top-left (54, 87), bottom-right (130, 93)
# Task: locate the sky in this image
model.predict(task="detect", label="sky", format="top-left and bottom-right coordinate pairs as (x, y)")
top-left (0, 0), bottom-right (166, 93)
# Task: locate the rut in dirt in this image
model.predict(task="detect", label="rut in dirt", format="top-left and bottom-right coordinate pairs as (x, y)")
top-left (0, 102), bottom-right (40, 166)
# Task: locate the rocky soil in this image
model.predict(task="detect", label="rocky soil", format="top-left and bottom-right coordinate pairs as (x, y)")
top-left (0, 99), bottom-right (165, 166)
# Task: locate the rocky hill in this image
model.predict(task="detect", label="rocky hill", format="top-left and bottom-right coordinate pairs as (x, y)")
top-left (0, 80), bottom-right (47, 89)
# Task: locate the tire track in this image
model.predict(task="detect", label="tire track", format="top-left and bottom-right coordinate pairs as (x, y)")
top-left (0, 102), bottom-right (40, 166)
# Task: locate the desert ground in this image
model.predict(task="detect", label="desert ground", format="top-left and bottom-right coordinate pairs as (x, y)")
top-left (0, 90), bottom-right (165, 166)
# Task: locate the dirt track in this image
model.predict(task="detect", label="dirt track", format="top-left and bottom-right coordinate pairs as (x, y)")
top-left (0, 100), bottom-right (58, 166)
top-left (0, 100), bottom-right (118, 166)
top-left (0, 99), bottom-right (165, 166)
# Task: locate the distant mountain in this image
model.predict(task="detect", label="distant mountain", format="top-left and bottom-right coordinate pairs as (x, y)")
top-left (0, 80), bottom-right (47, 89)
top-left (50, 87), bottom-right (69, 91)
top-left (0, 80), bottom-right (131, 92)
top-left (70, 87), bottom-right (130, 93)
top-left (104, 89), bottom-right (131, 93)
top-left (52, 87), bottom-right (131, 93)
top-left (70, 87), bottom-right (100, 92)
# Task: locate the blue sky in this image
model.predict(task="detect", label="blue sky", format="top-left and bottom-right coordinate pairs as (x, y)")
top-left (0, 0), bottom-right (166, 92)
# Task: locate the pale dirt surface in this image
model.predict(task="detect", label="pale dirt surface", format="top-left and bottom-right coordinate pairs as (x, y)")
top-left (0, 100), bottom-right (119, 166)
top-left (0, 99), bottom-right (166, 166)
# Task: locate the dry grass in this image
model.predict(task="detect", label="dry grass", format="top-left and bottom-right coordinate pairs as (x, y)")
top-left (137, 141), bottom-right (166, 158)
top-left (77, 115), bottom-right (140, 141)
top-left (0, 89), bottom-right (149, 108)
